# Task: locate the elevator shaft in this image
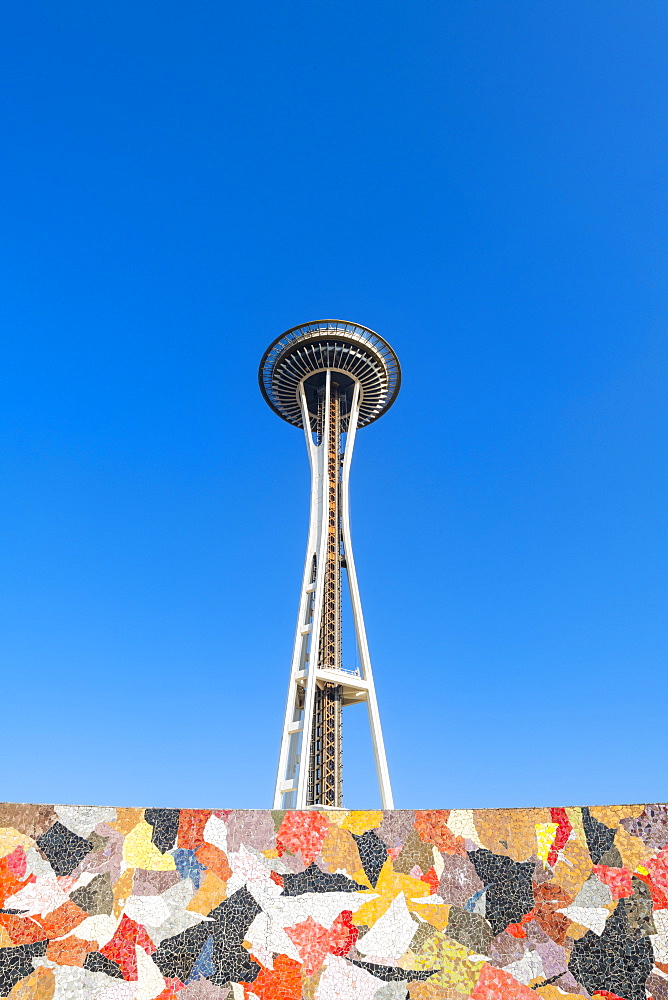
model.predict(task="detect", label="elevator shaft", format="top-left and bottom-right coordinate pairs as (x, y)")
top-left (307, 385), bottom-right (343, 806)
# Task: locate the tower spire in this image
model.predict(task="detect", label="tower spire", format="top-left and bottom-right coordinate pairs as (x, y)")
top-left (259, 320), bottom-right (400, 809)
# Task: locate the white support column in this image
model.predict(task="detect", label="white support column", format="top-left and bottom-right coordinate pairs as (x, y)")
top-left (295, 371), bottom-right (331, 809)
top-left (272, 383), bottom-right (321, 809)
top-left (340, 382), bottom-right (395, 808)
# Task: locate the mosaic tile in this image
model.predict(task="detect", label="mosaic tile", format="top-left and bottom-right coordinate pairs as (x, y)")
top-left (145, 810), bottom-right (181, 855)
top-left (1, 803), bottom-right (668, 996)
top-left (35, 823), bottom-right (95, 878)
top-left (351, 831), bottom-right (387, 889)
top-left (71, 872), bottom-right (114, 915)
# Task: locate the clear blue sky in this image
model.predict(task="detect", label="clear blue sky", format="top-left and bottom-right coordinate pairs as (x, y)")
top-left (1, 1), bottom-right (666, 810)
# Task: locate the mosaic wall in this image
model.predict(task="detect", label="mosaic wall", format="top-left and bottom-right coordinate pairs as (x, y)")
top-left (1, 804), bottom-right (668, 999)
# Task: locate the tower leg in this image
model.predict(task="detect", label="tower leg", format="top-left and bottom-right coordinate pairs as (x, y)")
top-left (340, 383), bottom-right (395, 809)
top-left (296, 371), bottom-right (333, 809)
top-left (272, 383), bottom-right (321, 809)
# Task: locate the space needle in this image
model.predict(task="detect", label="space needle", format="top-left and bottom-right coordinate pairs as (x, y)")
top-left (259, 320), bottom-right (401, 809)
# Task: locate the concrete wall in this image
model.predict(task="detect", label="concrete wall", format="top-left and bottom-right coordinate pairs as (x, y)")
top-left (0, 802), bottom-right (666, 998)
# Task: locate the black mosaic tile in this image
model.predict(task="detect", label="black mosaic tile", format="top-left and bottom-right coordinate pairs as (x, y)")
top-left (569, 899), bottom-right (653, 1000)
top-left (36, 821), bottom-right (95, 877)
top-left (468, 849), bottom-right (534, 936)
top-left (281, 861), bottom-right (367, 896)
top-left (0, 941), bottom-right (48, 995)
top-left (352, 829), bottom-right (388, 888)
top-left (582, 805), bottom-right (617, 864)
top-left (83, 951), bottom-right (125, 978)
top-left (145, 808), bottom-right (180, 853)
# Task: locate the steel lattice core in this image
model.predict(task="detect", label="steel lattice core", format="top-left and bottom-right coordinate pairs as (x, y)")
top-left (260, 320), bottom-right (400, 809)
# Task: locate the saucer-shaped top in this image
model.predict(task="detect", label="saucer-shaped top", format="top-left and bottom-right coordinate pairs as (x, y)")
top-left (259, 320), bottom-right (401, 430)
